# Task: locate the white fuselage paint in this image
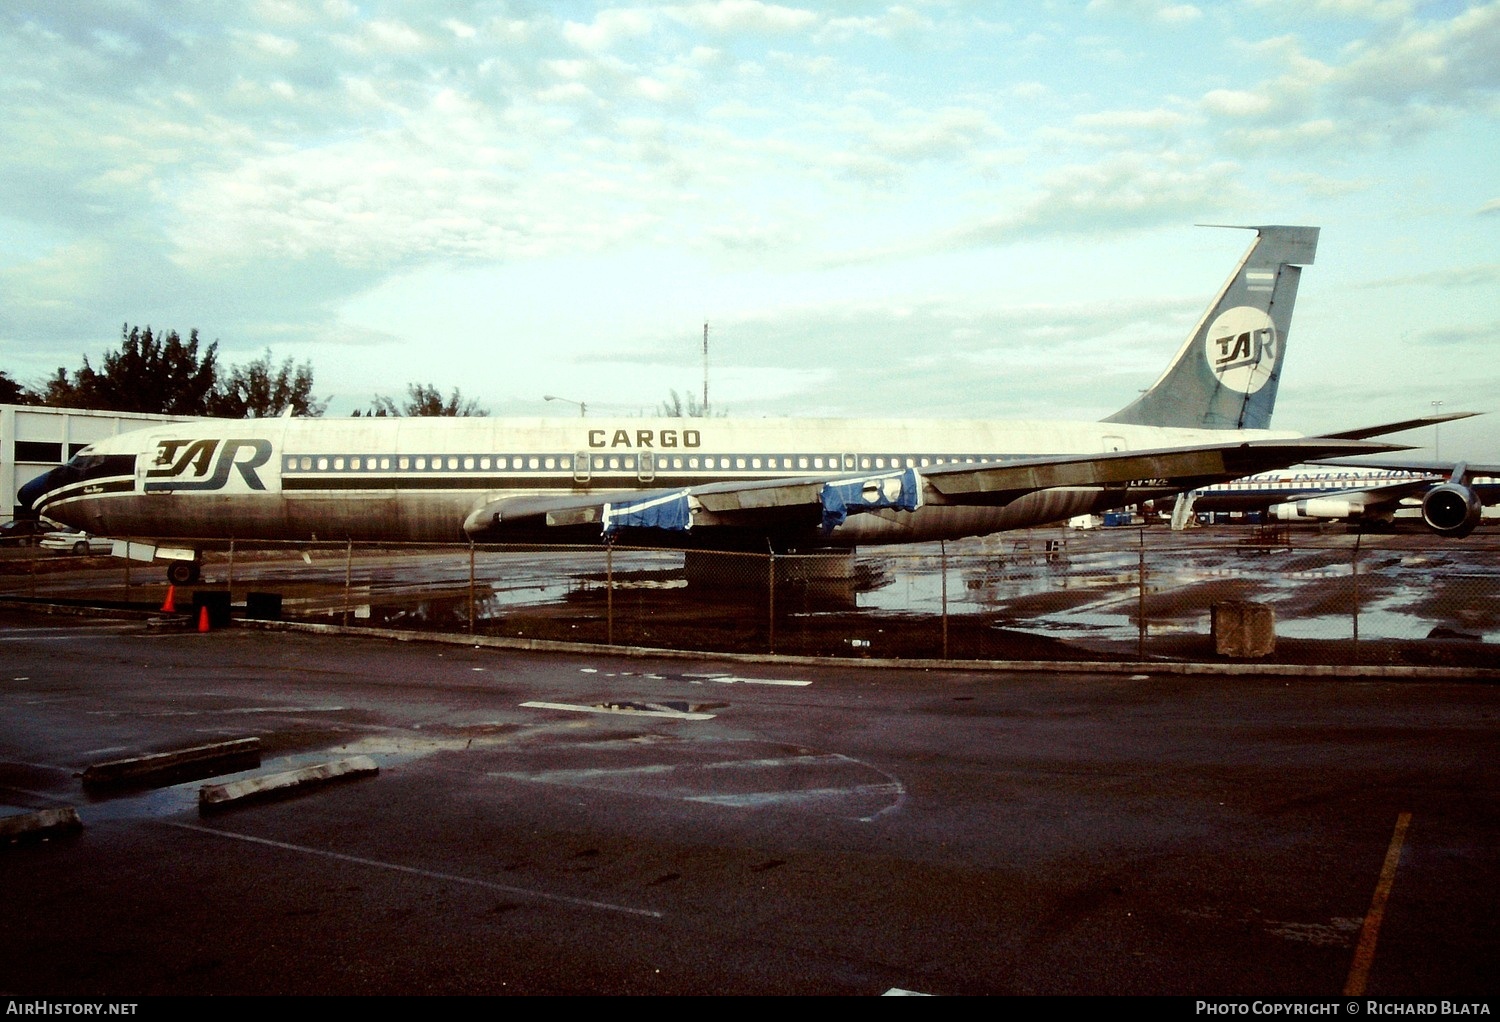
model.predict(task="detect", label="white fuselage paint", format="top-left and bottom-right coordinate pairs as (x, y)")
top-left (39, 415), bottom-right (1299, 547)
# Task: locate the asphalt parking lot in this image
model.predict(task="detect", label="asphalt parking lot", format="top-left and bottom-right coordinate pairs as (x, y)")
top-left (2, 605), bottom-right (1497, 997)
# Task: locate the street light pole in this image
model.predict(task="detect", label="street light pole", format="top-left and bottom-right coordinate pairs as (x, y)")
top-left (1431, 400), bottom-right (1443, 460)
top-left (544, 395), bottom-right (586, 417)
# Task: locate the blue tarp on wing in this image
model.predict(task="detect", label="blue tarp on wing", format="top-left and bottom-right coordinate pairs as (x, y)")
top-left (602, 490), bottom-right (693, 536)
top-left (821, 468), bottom-right (922, 532)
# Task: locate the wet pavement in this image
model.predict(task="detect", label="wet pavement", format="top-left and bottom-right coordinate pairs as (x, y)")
top-left (4, 525), bottom-right (1499, 670)
top-left (1, 607), bottom-right (1498, 996)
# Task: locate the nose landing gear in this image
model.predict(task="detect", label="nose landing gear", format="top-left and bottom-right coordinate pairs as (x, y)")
top-left (166, 560), bottom-right (201, 586)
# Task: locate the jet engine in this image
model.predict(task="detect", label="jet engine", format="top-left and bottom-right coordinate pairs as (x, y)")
top-left (1273, 498), bottom-right (1356, 521)
top-left (1421, 482), bottom-right (1482, 537)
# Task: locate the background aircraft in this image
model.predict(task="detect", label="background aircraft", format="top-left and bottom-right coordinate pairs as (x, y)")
top-left (1180, 456), bottom-right (1498, 537)
top-left (20, 225), bottom-right (1430, 583)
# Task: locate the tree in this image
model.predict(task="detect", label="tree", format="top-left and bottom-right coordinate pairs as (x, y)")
top-left (207, 349), bottom-right (326, 418)
top-left (41, 368), bottom-right (80, 407)
top-left (0, 370), bottom-right (39, 405)
top-left (357, 383), bottom-right (488, 417)
top-left (658, 388), bottom-right (723, 417)
top-left (69, 325), bottom-right (220, 414)
top-left (37, 326), bottom-right (326, 418)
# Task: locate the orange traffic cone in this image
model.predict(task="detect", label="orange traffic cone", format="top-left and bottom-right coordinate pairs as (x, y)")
top-left (161, 585), bottom-right (176, 613)
top-left (197, 605), bottom-right (211, 633)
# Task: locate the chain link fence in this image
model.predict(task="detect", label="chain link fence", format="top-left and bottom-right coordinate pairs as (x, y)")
top-left (3, 525), bottom-right (1497, 666)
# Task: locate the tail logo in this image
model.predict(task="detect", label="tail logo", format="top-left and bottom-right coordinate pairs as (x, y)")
top-left (1204, 306), bottom-right (1278, 394)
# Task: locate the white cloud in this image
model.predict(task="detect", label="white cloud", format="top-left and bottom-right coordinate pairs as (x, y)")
top-left (667, 1), bottom-right (818, 35)
top-left (365, 19), bottom-right (429, 53)
top-left (1205, 5), bottom-right (1500, 154)
top-left (1074, 108), bottom-right (1195, 132)
top-left (246, 31), bottom-right (298, 58)
top-left (1246, 0), bottom-right (1413, 21)
top-left (1201, 89), bottom-right (1273, 118)
top-left (563, 8), bottom-right (656, 51)
top-left (0, 2), bottom-right (1496, 450)
top-left (819, 6), bottom-right (934, 42)
top-left (442, 18), bottom-right (476, 40)
top-left (1086, 0), bottom-right (1203, 24)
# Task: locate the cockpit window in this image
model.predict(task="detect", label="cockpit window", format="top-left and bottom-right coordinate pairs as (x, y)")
top-left (66, 453), bottom-right (137, 480)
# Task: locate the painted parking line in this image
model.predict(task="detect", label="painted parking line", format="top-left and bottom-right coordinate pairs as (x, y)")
top-left (521, 701), bottom-right (717, 720)
top-left (493, 748), bottom-right (906, 822)
top-left (688, 784), bottom-right (905, 808)
top-left (1343, 811), bottom-right (1412, 996)
top-left (0, 626), bottom-right (143, 641)
top-left (681, 673), bottom-right (812, 687)
top-left (577, 667), bottom-right (810, 687)
top-left (166, 823), bottom-right (664, 919)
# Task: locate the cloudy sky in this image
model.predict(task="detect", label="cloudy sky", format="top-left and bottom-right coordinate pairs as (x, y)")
top-left (2, 0), bottom-right (1496, 458)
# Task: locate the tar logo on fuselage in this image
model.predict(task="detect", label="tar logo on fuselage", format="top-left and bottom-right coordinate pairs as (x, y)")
top-left (143, 438), bottom-right (273, 492)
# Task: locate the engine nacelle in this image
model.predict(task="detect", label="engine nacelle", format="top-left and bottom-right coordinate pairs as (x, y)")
top-left (1422, 483), bottom-right (1482, 537)
top-left (1273, 498), bottom-right (1355, 521)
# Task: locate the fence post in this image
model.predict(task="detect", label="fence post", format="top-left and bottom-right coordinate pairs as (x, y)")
top-left (468, 542), bottom-right (476, 635)
top-left (342, 540), bottom-right (352, 627)
top-left (1351, 535), bottom-right (1361, 647)
top-left (1137, 530), bottom-right (1147, 659)
top-left (227, 538), bottom-right (235, 591)
top-left (767, 549), bottom-right (777, 655)
top-left (940, 540), bottom-right (949, 659)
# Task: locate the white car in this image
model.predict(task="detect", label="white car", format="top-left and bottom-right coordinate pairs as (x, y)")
top-left (40, 530), bottom-right (114, 555)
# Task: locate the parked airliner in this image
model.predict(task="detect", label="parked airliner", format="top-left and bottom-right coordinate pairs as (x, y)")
top-left (20, 225), bottom-right (1443, 583)
top-left (1182, 460), bottom-right (1498, 536)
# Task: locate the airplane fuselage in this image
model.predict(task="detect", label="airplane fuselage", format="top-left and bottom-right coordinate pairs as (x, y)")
top-left (1192, 468), bottom-right (1435, 513)
top-left (29, 415), bottom-right (1299, 549)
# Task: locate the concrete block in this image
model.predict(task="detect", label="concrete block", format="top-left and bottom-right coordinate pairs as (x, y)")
top-left (245, 592), bottom-right (283, 620)
top-left (82, 738), bottom-right (262, 791)
top-left (1, 806), bottom-right (83, 842)
top-left (1212, 601), bottom-right (1276, 658)
top-left (199, 755), bottom-right (379, 813)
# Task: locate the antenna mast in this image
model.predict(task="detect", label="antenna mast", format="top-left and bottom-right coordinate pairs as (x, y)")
top-left (702, 321), bottom-right (709, 416)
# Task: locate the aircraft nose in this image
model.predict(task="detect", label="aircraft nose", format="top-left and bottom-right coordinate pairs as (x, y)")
top-left (18, 465), bottom-right (67, 511)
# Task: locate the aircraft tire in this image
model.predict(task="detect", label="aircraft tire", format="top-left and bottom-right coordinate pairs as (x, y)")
top-left (166, 561), bottom-right (200, 586)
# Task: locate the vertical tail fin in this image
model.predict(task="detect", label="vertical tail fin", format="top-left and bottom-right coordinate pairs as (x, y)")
top-left (1104, 224), bottom-right (1319, 430)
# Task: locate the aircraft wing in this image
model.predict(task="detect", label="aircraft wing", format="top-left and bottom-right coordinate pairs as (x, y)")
top-left (1309, 456), bottom-right (1500, 478)
top-left (1314, 410), bottom-right (1479, 441)
top-left (461, 435), bottom-right (1410, 541)
top-left (1278, 476), bottom-right (1441, 514)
